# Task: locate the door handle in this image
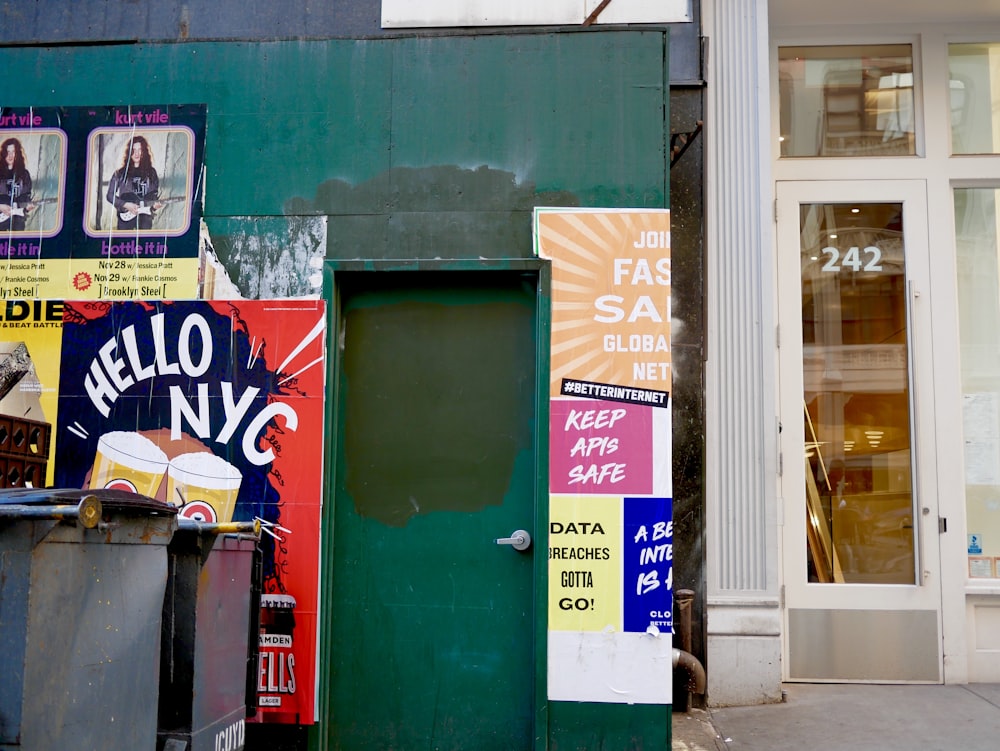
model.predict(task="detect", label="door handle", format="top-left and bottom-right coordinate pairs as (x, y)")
top-left (495, 529), bottom-right (531, 551)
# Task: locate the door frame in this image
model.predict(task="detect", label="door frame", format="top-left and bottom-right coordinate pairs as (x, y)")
top-left (317, 257), bottom-right (551, 750)
top-left (776, 179), bottom-right (945, 682)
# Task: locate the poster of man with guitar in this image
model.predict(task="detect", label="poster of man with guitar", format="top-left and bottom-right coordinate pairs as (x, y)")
top-left (88, 124), bottom-right (193, 237)
top-left (1, 136), bottom-right (35, 231)
top-left (0, 129), bottom-right (64, 237)
top-left (106, 135), bottom-right (162, 230)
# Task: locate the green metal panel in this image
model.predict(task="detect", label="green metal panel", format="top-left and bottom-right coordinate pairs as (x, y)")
top-left (549, 701), bottom-right (671, 750)
top-left (0, 41), bottom-right (393, 216)
top-left (2, 28), bottom-right (672, 748)
top-left (310, 31), bottom-right (670, 262)
top-left (0, 31), bottom-right (666, 227)
top-left (386, 32), bottom-right (667, 206)
top-left (533, 261), bottom-right (553, 749)
top-left (325, 269), bottom-right (539, 750)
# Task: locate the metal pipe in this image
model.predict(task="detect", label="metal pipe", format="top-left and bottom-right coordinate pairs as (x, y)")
top-left (176, 518), bottom-right (261, 537)
top-left (673, 647), bottom-right (707, 695)
top-left (676, 588), bottom-right (695, 654)
top-left (673, 589), bottom-right (705, 698)
top-left (0, 496), bottom-right (103, 528)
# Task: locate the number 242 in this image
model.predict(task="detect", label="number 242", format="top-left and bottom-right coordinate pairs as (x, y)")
top-left (821, 246), bottom-right (882, 272)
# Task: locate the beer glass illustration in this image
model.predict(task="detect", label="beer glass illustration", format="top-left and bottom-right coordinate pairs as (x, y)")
top-left (89, 430), bottom-right (169, 497)
top-left (166, 451), bottom-right (243, 523)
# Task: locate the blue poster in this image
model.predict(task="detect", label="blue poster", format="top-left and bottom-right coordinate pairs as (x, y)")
top-left (623, 495), bottom-right (673, 633)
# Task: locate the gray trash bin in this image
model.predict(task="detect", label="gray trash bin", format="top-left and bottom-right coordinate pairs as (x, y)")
top-left (0, 488), bottom-right (178, 750)
top-left (157, 520), bottom-right (261, 751)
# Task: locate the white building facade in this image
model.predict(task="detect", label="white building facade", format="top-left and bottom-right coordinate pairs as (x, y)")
top-left (706, 0), bottom-right (1000, 704)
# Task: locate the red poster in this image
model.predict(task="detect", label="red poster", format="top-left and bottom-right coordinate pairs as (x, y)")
top-left (43, 299), bottom-right (325, 724)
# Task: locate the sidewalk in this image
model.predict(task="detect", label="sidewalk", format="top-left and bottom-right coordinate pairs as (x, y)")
top-left (671, 683), bottom-right (1000, 751)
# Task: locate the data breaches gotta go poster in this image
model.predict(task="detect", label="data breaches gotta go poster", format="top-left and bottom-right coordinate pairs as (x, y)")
top-left (0, 104), bottom-right (205, 300)
top-left (535, 208), bottom-right (673, 705)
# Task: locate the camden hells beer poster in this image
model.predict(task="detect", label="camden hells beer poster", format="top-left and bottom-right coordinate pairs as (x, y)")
top-left (0, 104), bottom-right (205, 300)
top-left (10, 299), bottom-right (328, 724)
top-left (535, 208), bottom-right (673, 705)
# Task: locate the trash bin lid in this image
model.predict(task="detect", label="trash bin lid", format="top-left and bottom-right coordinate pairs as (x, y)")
top-left (0, 487), bottom-right (177, 515)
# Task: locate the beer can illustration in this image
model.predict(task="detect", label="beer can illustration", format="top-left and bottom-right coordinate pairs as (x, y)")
top-left (166, 451), bottom-right (243, 523)
top-left (256, 593), bottom-right (299, 723)
top-left (89, 430), bottom-right (169, 497)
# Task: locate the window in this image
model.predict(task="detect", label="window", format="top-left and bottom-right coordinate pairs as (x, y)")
top-left (955, 187), bottom-right (1000, 577)
top-left (779, 45), bottom-right (915, 158)
top-left (800, 201), bottom-right (915, 583)
top-left (949, 44), bottom-right (1000, 155)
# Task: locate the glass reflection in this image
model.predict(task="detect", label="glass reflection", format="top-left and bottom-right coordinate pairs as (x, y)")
top-left (949, 44), bottom-right (1000, 155)
top-left (779, 45), bottom-right (915, 158)
top-left (800, 202), bottom-right (916, 584)
top-left (954, 188), bottom-right (1000, 571)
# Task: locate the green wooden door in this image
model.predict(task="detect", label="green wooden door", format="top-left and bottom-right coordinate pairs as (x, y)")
top-left (325, 270), bottom-right (540, 750)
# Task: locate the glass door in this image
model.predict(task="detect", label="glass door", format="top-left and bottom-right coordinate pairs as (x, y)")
top-left (777, 180), bottom-right (943, 682)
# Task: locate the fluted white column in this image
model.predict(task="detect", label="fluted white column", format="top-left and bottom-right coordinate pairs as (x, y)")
top-left (703, 0), bottom-right (783, 705)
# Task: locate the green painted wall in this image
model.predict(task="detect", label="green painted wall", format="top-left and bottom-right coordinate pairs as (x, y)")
top-left (0, 30), bottom-right (671, 748)
top-left (0, 32), bottom-right (667, 259)
top-left (549, 702), bottom-right (672, 750)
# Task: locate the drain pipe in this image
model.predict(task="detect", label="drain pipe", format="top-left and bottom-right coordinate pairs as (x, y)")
top-left (673, 647), bottom-right (706, 695)
top-left (673, 589), bottom-right (706, 695)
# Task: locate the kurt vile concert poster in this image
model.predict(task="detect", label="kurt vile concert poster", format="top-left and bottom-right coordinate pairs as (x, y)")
top-left (0, 104), bottom-right (206, 300)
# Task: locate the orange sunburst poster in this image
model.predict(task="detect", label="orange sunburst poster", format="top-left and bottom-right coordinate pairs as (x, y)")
top-left (536, 207), bottom-right (673, 705)
top-left (535, 208), bottom-right (672, 399)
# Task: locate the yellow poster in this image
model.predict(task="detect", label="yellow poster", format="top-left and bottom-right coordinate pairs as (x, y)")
top-left (548, 494), bottom-right (623, 631)
top-left (0, 300), bottom-right (64, 487)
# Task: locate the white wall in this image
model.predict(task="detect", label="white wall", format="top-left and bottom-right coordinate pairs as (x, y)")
top-left (381, 0), bottom-right (691, 27)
